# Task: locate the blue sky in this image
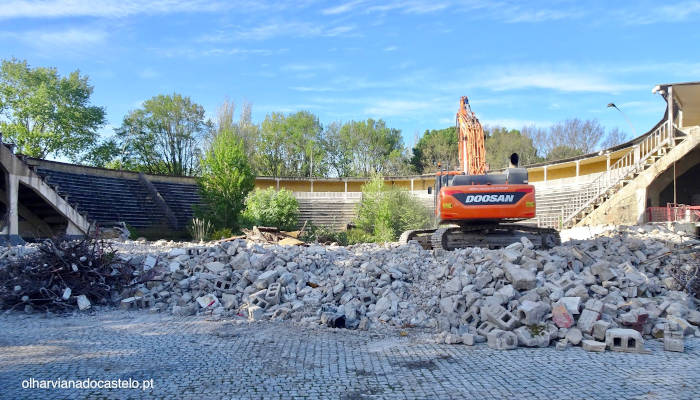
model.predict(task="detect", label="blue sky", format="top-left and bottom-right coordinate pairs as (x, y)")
top-left (2, 0), bottom-right (700, 149)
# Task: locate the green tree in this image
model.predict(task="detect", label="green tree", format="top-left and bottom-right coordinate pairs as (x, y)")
top-left (196, 127), bottom-right (255, 230)
top-left (335, 119), bottom-right (404, 177)
top-left (0, 59), bottom-right (105, 160)
top-left (546, 145), bottom-right (584, 161)
top-left (82, 138), bottom-right (120, 167)
top-left (484, 126), bottom-right (542, 169)
top-left (114, 93), bottom-right (209, 176)
top-left (242, 188), bottom-right (299, 231)
top-left (256, 111), bottom-right (325, 178)
top-left (410, 127), bottom-right (458, 174)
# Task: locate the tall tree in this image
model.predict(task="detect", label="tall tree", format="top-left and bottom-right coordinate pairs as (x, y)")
top-left (114, 93), bottom-right (209, 176)
top-left (410, 127), bottom-right (458, 174)
top-left (256, 111), bottom-right (325, 178)
top-left (484, 126), bottom-right (542, 169)
top-left (197, 126), bottom-right (254, 230)
top-left (336, 118), bottom-right (404, 176)
top-left (322, 121), bottom-right (353, 177)
top-left (0, 59), bottom-right (105, 160)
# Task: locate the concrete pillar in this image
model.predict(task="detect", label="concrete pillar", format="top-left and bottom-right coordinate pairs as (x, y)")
top-left (543, 166), bottom-right (548, 182)
top-left (636, 188), bottom-right (647, 224)
top-left (410, 178), bottom-right (414, 191)
top-left (606, 154), bottom-right (611, 170)
top-left (66, 220), bottom-right (82, 236)
top-left (634, 145), bottom-right (641, 164)
top-left (575, 161), bottom-right (580, 183)
top-left (668, 86), bottom-right (674, 140)
top-left (344, 180), bottom-right (348, 192)
top-left (310, 180), bottom-right (314, 193)
top-left (275, 178), bottom-right (280, 191)
top-left (6, 174), bottom-right (18, 236)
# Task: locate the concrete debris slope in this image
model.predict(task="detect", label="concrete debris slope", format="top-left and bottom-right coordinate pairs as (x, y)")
top-left (9, 223), bottom-right (696, 353)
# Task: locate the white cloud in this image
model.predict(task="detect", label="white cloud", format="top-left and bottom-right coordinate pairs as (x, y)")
top-left (384, 45), bottom-right (398, 51)
top-left (198, 22), bottom-right (356, 42)
top-left (0, 0), bottom-right (231, 19)
top-left (0, 28), bottom-right (106, 47)
top-left (479, 69), bottom-right (643, 93)
top-left (620, 1), bottom-right (700, 24)
top-left (321, 0), bottom-right (368, 15)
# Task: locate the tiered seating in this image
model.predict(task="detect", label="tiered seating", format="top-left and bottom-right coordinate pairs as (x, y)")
top-left (35, 169), bottom-right (167, 228)
top-left (151, 181), bottom-right (202, 228)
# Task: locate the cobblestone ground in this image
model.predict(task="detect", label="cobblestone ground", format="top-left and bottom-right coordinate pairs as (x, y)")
top-left (1, 310), bottom-right (698, 400)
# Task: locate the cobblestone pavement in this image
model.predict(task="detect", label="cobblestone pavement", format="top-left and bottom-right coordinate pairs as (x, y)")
top-left (1, 310), bottom-right (698, 400)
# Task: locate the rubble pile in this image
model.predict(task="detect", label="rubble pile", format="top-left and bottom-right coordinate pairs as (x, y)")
top-left (0, 237), bottom-right (134, 312)
top-left (111, 224), bottom-right (700, 352)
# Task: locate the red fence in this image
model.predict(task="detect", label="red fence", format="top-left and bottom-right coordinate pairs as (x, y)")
top-left (646, 203), bottom-right (700, 223)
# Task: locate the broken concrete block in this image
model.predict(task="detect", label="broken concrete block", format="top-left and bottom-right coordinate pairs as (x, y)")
top-left (514, 326), bottom-right (550, 347)
top-left (584, 299), bottom-right (604, 314)
top-left (221, 293), bottom-right (237, 310)
top-left (582, 339), bottom-right (606, 352)
top-left (248, 305), bottom-right (264, 321)
top-left (61, 287), bottom-right (71, 301)
top-left (560, 297), bottom-right (582, 315)
top-left (555, 339), bottom-right (568, 351)
top-left (265, 282), bottom-right (282, 305)
top-left (120, 296), bottom-right (137, 310)
top-left (460, 307), bottom-right (480, 326)
top-left (605, 328), bottom-right (646, 353)
top-left (76, 295), bottom-right (91, 310)
top-left (592, 320), bottom-right (611, 341)
top-left (461, 333), bottom-right (475, 346)
top-left (577, 309), bottom-right (600, 334)
top-left (444, 333), bottom-right (462, 344)
top-left (143, 255), bottom-right (157, 271)
top-left (517, 300), bottom-right (550, 325)
top-left (486, 304), bottom-right (519, 330)
top-left (504, 265), bottom-right (535, 290)
top-left (663, 323), bottom-right (685, 352)
top-left (552, 302), bottom-right (574, 328)
top-left (591, 261), bottom-right (616, 281)
top-left (486, 329), bottom-right (518, 350)
top-left (565, 327), bottom-right (583, 345)
top-left (195, 293), bottom-right (220, 309)
top-left (477, 321), bottom-right (499, 337)
top-left (205, 261), bottom-right (226, 274)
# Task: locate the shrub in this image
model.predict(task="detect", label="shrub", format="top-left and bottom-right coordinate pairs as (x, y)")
top-left (353, 175), bottom-right (431, 242)
top-left (300, 223), bottom-right (348, 246)
top-left (242, 188), bottom-right (299, 231)
top-left (210, 228), bottom-right (233, 241)
top-left (196, 128), bottom-right (255, 231)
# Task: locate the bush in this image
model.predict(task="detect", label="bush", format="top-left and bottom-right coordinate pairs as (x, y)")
top-left (196, 128), bottom-right (255, 231)
top-left (353, 175), bottom-right (431, 243)
top-left (300, 223), bottom-right (348, 246)
top-left (242, 188), bottom-right (299, 231)
top-left (210, 228), bottom-right (234, 241)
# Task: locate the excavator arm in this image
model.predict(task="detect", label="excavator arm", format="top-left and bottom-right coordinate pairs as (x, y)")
top-left (456, 96), bottom-right (487, 175)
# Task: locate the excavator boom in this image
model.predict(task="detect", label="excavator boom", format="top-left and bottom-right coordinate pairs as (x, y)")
top-left (457, 96), bottom-right (487, 175)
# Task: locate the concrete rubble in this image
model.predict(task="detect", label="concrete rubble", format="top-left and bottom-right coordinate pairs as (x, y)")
top-left (6, 223), bottom-right (697, 353)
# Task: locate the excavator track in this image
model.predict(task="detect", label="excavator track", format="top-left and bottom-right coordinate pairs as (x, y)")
top-left (401, 224), bottom-right (561, 251)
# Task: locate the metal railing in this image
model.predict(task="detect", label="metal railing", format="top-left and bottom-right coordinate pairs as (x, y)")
top-left (561, 123), bottom-right (674, 227)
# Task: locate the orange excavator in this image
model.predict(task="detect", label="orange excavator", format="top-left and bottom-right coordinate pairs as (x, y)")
top-left (400, 96), bottom-right (560, 250)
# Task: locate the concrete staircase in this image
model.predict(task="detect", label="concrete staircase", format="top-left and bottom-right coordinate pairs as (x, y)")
top-left (562, 122), bottom-right (687, 228)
